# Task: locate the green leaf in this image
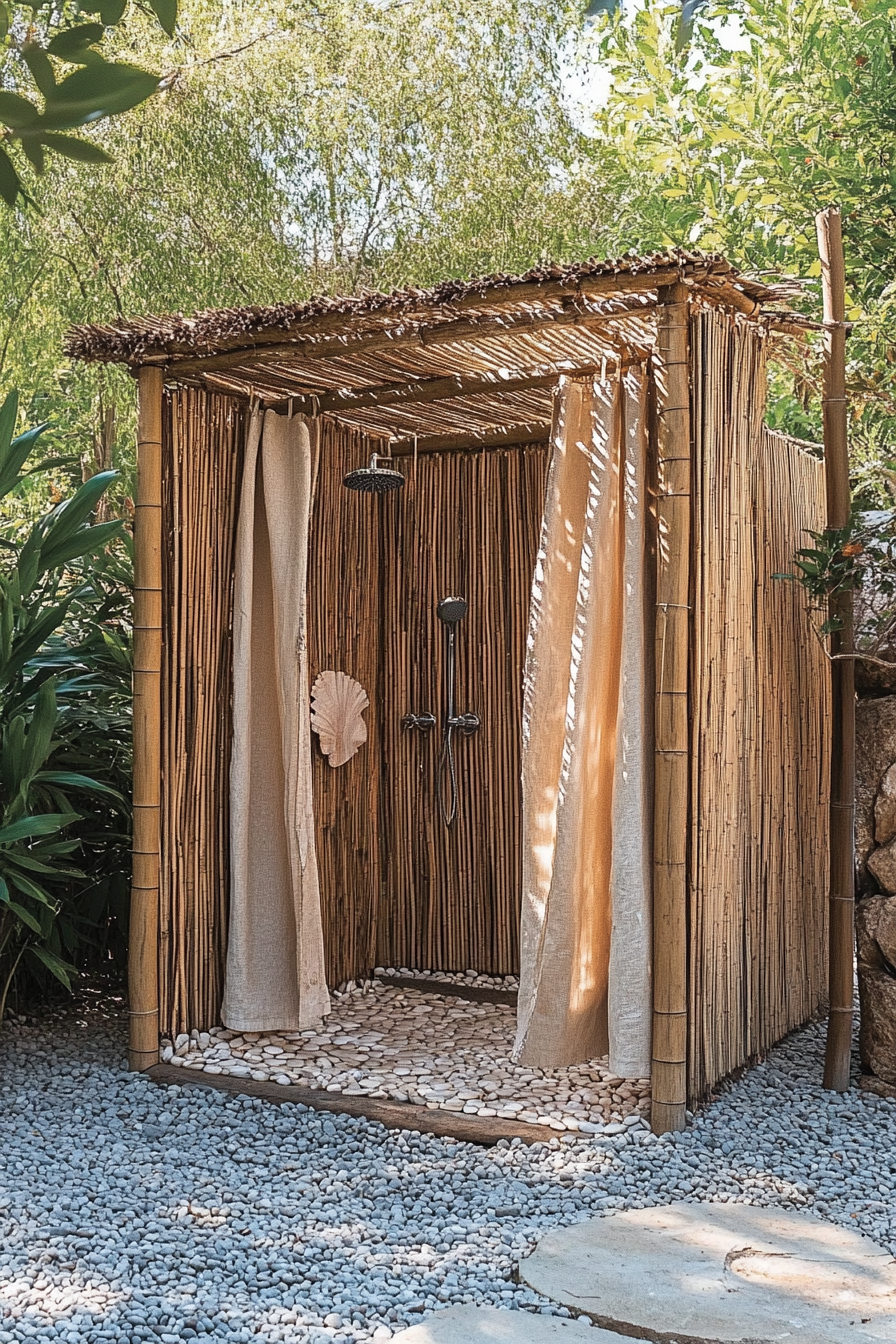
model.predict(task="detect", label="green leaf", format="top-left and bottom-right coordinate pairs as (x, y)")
top-left (42, 63), bottom-right (160, 130)
top-left (0, 91), bottom-right (40, 130)
top-left (3, 850), bottom-right (79, 876)
top-left (1, 714), bottom-right (26, 797)
top-left (28, 944), bottom-right (73, 991)
top-left (8, 901), bottom-right (41, 934)
top-left (40, 517), bottom-right (122, 571)
top-left (147, 0), bottom-right (177, 35)
top-left (99, 0), bottom-right (128, 22)
top-left (22, 43), bottom-right (57, 100)
top-left (1, 596), bottom-right (77, 680)
top-left (0, 424), bottom-right (49, 498)
top-left (0, 388), bottom-right (18, 461)
top-left (34, 770), bottom-right (122, 802)
top-left (22, 678), bottom-right (57, 782)
top-left (18, 135), bottom-right (46, 175)
top-left (41, 134), bottom-right (113, 165)
top-left (47, 24), bottom-right (106, 60)
top-left (0, 146), bottom-right (22, 208)
top-left (833, 75), bottom-right (852, 101)
top-left (8, 869), bottom-right (61, 905)
top-left (27, 471), bottom-right (119, 577)
top-left (0, 813), bottom-right (72, 843)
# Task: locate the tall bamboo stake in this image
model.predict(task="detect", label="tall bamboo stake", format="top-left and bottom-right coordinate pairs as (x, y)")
top-left (816, 206), bottom-right (855, 1092)
top-left (652, 281), bottom-right (691, 1134)
top-left (129, 365), bottom-right (164, 1070)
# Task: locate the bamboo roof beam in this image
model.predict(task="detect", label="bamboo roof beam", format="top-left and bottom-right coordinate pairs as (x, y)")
top-left (389, 423), bottom-right (549, 456)
top-left (264, 366), bottom-right (597, 417)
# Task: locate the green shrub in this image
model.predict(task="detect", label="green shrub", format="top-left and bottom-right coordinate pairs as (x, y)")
top-left (0, 390), bottom-right (131, 1021)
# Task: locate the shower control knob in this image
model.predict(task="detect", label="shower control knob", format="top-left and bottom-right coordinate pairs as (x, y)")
top-left (448, 712), bottom-right (480, 735)
top-left (402, 712), bottom-right (437, 732)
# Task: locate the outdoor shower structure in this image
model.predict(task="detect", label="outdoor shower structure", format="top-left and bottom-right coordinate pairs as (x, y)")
top-left (68, 251), bottom-right (831, 1133)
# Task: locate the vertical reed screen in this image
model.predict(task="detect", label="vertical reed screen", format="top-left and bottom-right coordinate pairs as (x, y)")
top-left (160, 388), bottom-right (247, 1036)
top-left (375, 443), bottom-right (549, 974)
top-left (306, 420), bottom-right (384, 987)
top-left (688, 309), bottom-right (830, 1099)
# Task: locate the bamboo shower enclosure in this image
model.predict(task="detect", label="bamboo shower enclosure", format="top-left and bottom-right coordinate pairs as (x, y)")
top-left (68, 250), bottom-right (831, 1130)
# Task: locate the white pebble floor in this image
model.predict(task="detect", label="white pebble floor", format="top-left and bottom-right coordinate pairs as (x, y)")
top-left (160, 978), bottom-right (650, 1135)
top-left (1, 993), bottom-right (895, 1344)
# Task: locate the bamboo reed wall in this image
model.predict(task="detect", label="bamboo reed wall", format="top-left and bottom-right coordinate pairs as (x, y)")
top-left (688, 309), bottom-right (830, 1100)
top-left (306, 420), bottom-right (384, 988)
top-left (159, 388), bottom-right (247, 1037)
top-left (157, 405), bottom-right (547, 1023)
top-left (375, 443), bottom-right (549, 974)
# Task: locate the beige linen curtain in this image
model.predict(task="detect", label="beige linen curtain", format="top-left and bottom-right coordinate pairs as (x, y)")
top-left (514, 372), bottom-right (652, 1073)
top-left (222, 409), bottom-right (330, 1032)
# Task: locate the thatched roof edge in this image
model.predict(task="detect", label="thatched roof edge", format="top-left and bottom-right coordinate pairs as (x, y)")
top-left (64, 248), bottom-right (797, 366)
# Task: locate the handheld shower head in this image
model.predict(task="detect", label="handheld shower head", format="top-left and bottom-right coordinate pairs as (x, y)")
top-left (437, 595), bottom-right (467, 625)
top-left (343, 453), bottom-right (405, 494)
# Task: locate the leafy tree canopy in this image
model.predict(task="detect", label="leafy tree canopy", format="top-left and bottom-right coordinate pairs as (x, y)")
top-left (2, 0), bottom-right (613, 500)
top-left (3, 0), bottom-right (896, 506)
top-left (585, 0), bottom-right (896, 493)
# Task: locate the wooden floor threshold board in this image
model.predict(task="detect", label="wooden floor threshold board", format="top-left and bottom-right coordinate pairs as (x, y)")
top-left (374, 975), bottom-right (518, 1006)
top-left (146, 1063), bottom-right (560, 1145)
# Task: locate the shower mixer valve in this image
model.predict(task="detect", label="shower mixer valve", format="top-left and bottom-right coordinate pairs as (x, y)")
top-left (447, 712), bottom-right (480, 734)
top-left (402, 711), bottom-right (437, 732)
top-left (402, 710), bottom-right (479, 734)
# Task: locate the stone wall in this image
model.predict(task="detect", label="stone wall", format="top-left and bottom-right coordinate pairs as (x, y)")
top-left (856, 696), bottom-right (896, 889)
top-left (856, 695), bottom-right (896, 1085)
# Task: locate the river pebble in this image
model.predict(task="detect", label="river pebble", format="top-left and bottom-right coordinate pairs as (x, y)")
top-left (1, 993), bottom-right (894, 1344)
top-left (161, 979), bottom-right (650, 1135)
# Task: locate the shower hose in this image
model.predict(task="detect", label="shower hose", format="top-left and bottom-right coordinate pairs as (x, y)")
top-left (438, 723), bottom-right (460, 828)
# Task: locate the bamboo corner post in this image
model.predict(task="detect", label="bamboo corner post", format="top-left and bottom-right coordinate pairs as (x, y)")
top-left (816, 206), bottom-right (856, 1092)
top-left (129, 365), bottom-right (164, 1071)
top-left (651, 281), bottom-right (691, 1134)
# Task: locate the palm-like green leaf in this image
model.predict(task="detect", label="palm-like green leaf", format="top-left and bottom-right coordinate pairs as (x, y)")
top-left (0, 813), bottom-right (74, 844)
top-left (0, 396), bottom-right (130, 1020)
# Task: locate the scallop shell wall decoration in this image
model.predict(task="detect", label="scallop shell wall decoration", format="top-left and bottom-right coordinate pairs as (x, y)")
top-left (310, 671), bottom-right (369, 767)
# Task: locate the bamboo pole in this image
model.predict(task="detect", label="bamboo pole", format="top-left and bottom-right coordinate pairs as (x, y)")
top-left (390, 425), bottom-right (549, 457)
top-left (129, 365), bottom-right (164, 1070)
top-left (816, 206), bottom-right (855, 1092)
top-left (651, 281), bottom-right (691, 1134)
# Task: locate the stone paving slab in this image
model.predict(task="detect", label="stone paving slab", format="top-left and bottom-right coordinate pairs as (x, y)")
top-left (392, 1306), bottom-right (620, 1343)
top-left (518, 1202), bottom-right (896, 1343)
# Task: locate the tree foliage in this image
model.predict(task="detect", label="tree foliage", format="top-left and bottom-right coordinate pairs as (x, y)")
top-left (0, 0), bottom-right (176, 206)
top-left (5, 0), bottom-right (896, 509)
top-left (585, 0), bottom-right (896, 498)
top-left (2, 0), bottom-right (614, 500)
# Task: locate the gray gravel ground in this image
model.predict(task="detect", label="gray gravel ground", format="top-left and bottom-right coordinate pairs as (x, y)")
top-left (1, 995), bottom-right (894, 1344)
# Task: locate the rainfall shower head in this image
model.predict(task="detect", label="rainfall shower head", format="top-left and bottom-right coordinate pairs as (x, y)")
top-left (437, 596), bottom-right (468, 625)
top-left (343, 453), bottom-right (405, 494)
